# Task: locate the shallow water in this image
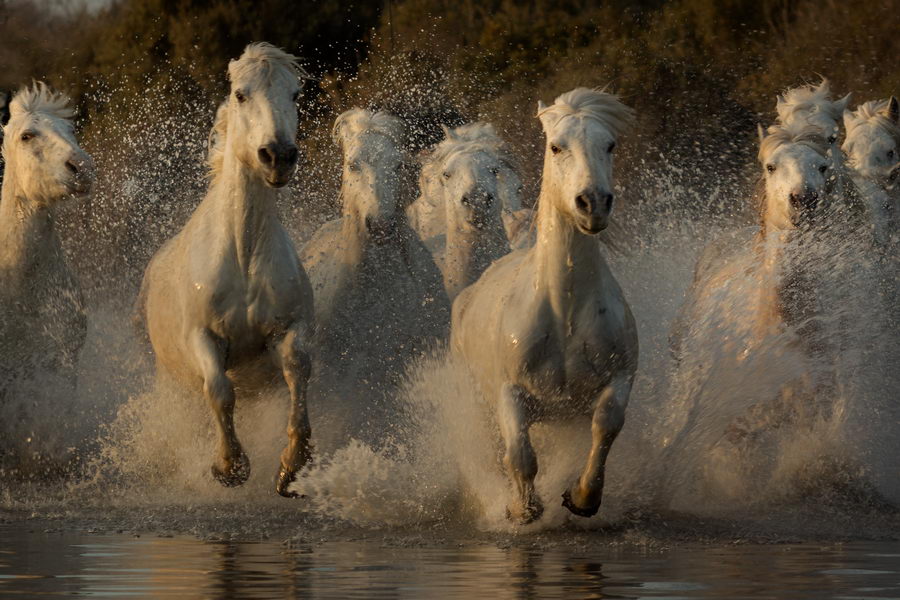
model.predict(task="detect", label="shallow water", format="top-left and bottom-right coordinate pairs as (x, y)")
top-left (2, 521), bottom-right (899, 599)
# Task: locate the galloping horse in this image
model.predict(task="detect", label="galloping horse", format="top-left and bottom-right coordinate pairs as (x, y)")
top-left (137, 43), bottom-right (315, 497)
top-left (452, 88), bottom-right (638, 524)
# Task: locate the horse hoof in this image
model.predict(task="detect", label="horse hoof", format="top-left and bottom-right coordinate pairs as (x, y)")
top-left (562, 489), bottom-right (599, 518)
top-left (276, 467), bottom-right (304, 498)
top-left (505, 502), bottom-right (543, 525)
top-left (211, 453), bottom-right (250, 487)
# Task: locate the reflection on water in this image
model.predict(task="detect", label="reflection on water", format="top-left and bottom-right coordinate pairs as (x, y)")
top-left (1, 524), bottom-right (898, 598)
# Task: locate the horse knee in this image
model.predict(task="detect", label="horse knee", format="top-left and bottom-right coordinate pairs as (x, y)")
top-left (592, 397), bottom-right (626, 439)
top-left (203, 372), bottom-right (233, 409)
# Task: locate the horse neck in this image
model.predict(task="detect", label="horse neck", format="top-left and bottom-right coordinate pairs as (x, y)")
top-left (444, 215), bottom-right (509, 297)
top-left (212, 150), bottom-right (281, 269)
top-left (534, 184), bottom-right (604, 316)
top-left (0, 172), bottom-right (61, 284)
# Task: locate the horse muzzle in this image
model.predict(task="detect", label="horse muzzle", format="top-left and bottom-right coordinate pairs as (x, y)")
top-left (259, 142), bottom-right (299, 188)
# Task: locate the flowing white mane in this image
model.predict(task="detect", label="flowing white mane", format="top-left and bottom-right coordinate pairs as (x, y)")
top-left (206, 101), bottom-right (229, 177)
top-left (776, 79), bottom-right (842, 121)
top-left (759, 121), bottom-right (829, 163)
top-left (332, 108), bottom-right (405, 147)
top-left (422, 121), bottom-right (518, 177)
top-left (227, 42), bottom-right (311, 87)
top-left (847, 99), bottom-right (900, 143)
top-left (537, 87), bottom-right (635, 137)
top-left (8, 81), bottom-right (74, 122)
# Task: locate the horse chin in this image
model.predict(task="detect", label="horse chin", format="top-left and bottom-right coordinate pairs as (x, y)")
top-left (264, 177), bottom-right (291, 188)
top-left (576, 220), bottom-right (607, 235)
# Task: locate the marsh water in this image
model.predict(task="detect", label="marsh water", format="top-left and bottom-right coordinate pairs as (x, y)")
top-left (2, 519), bottom-right (900, 598)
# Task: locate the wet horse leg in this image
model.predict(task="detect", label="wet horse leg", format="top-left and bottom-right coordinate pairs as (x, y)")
top-left (271, 324), bottom-right (313, 498)
top-left (563, 376), bottom-right (631, 517)
top-left (191, 329), bottom-right (249, 487)
top-left (498, 383), bottom-right (542, 524)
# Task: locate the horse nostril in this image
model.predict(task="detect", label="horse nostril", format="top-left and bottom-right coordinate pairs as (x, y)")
top-left (575, 194), bottom-right (591, 214)
top-left (258, 146), bottom-right (276, 168)
top-left (603, 193), bottom-right (614, 212)
top-left (65, 160), bottom-right (78, 175)
top-left (285, 146), bottom-right (299, 165)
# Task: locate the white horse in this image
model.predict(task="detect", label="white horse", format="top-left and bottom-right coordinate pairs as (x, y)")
top-left (776, 78), bottom-right (852, 196)
top-left (300, 108), bottom-right (449, 431)
top-left (671, 121), bottom-right (847, 444)
top-left (842, 97), bottom-right (900, 248)
top-left (451, 88), bottom-right (638, 524)
top-left (136, 43), bottom-right (315, 497)
top-left (408, 122), bottom-right (527, 250)
top-left (411, 122), bottom-right (513, 300)
top-left (0, 82), bottom-right (93, 381)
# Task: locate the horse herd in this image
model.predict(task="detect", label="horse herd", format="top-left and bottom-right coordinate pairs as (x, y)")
top-left (0, 43), bottom-right (897, 524)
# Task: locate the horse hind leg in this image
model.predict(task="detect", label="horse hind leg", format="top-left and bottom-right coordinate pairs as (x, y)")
top-left (191, 330), bottom-right (250, 487)
top-left (563, 376), bottom-right (631, 518)
top-left (270, 325), bottom-right (313, 498)
top-left (498, 384), bottom-right (542, 524)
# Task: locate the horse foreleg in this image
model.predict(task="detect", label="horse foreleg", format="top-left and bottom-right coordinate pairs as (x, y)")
top-left (563, 376), bottom-right (631, 518)
top-left (498, 384), bottom-right (542, 524)
top-left (191, 329), bottom-right (249, 487)
top-left (270, 324), bottom-right (313, 498)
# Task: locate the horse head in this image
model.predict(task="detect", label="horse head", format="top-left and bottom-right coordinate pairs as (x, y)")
top-left (2, 82), bottom-right (93, 203)
top-left (537, 87), bottom-right (634, 235)
top-left (225, 43), bottom-right (309, 188)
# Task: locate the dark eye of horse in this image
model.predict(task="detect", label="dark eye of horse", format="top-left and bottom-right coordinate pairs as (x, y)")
top-left (292, 91), bottom-right (300, 102)
top-left (489, 167), bottom-right (499, 176)
top-left (20, 132), bottom-right (34, 142)
top-left (766, 164), bottom-right (776, 173)
top-left (827, 135), bottom-right (837, 145)
top-left (608, 142), bottom-right (616, 153)
top-left (888, 150), bottom-right (895, 160)
top-left (443, 171), bottom-right (451, 180)
top-left (234, 90), bottom-right (246, 103)
top-left (818, 165), bottom-right (828, 174)
top-left (550, 144), bottom-right (561, 155)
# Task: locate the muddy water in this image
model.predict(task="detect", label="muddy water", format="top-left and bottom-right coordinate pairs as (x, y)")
top-left (1, 521), bottom-right (898, 598)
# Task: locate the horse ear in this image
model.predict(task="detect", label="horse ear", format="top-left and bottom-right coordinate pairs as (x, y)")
top-left (757, 123), bottom-right (766, 143)
top-left (888, 96), bottom-right (900, 124)
top-left (331, 113), bottom-right (348, 147)
top-left (835, 92), bottom-right (852, 114)
top-left (843, 109), bottom-right (856, 132)
top-left (440, 124), bottom-right (457, 141)
top-left (536, 100), bottom-right (547, 115)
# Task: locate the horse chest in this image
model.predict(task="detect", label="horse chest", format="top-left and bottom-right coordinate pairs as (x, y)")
top-left (511, 295), bottom-right (630, 402)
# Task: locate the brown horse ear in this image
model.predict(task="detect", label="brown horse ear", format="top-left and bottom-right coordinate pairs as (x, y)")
top-left (888, 96), bottom-right (900, 124)
top-left (757, 123), bottom-right (766, 143)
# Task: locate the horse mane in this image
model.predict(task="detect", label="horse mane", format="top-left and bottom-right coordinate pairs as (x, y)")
top-left (8, 81), bottom-right (75, 121)
top-left (332, 108), bottom-right (405, 148)
top-left (538, 87), bottom-right (635, 138)
top-left (847, 99), bottom-right (900, 144)
top-left (423, 121), bottom-right (519, 177)
top-left (758, 121), bottom-right (829, 163)
top-left (228, 42), bottom-right (311, 87)
top-left (206, 101), bottom-right (229, 178)
top-left (776, 78), bottom-right (842, 122)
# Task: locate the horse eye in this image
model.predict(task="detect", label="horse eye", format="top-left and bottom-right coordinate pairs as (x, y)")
top-left (20, 132), bottom-right (35, 142)
top-left (888, 150), bottom-right (895, 160)
top-left (827, 135), bottom-right (837, 145)
top-left (608, 142), bottom-right (616, 153)
top-left (818, 165), bottom-right (828, 174)
top-left (550, 144), bottom-right (562, 155)
top-left (234, 90), bottom-right (246, 103)
top-left (489, 167), bottom-right (499, 176)
top-left (766, 164), bottom-right (776, 173)
top-left (348, 162), bottom-right (360, 172)
top-left (292, 91), bottom-right (300, 102)
top-left (443, 171), bottom-right (451, 180)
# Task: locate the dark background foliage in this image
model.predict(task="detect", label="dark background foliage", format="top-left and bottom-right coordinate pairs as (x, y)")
top-left (1, 0), bottom-right (898, 295)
